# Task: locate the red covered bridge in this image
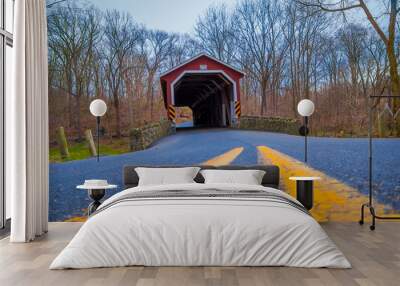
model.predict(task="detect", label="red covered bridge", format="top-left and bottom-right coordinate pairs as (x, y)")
top-left (160, 53), bottom-right (244, 128)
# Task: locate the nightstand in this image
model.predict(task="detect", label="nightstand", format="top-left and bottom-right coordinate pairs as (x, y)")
top-left (289, 177), bottom-right (321, 210)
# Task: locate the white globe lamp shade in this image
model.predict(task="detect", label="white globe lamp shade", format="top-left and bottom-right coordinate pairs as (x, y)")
top-left (297, 99), bottom-right (315, 117)
top-left (90, 99), bottom-right (107, 117)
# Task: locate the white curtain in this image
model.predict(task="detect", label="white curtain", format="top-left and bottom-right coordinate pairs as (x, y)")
top-left (7, 0), bottom-right (49, 242)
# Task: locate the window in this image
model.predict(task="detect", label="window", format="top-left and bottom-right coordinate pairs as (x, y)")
top-left (5, 0), bottom-right (13, 33)
top-left (1, 0), bottom-right (14, 231)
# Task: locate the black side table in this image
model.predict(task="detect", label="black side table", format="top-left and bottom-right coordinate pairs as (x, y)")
top-left (87, 189), bottom-right (106, 215)
top-left (289, 177), bottom-right (320, 210)
top-left (77, 182), bottom-right (117, 216)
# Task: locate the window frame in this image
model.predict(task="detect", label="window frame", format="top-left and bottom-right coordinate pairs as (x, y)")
top-left (0, 0), bottom-right (13, 232)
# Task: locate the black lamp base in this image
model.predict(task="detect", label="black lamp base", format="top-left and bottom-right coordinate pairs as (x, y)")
top-left (87, 189), bottom-right (105, 216)
top-left (296, 180), bottom-right (313, 210)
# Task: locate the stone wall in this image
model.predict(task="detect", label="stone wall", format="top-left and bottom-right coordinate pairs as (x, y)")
top-left (238, 116), bottom-right (299, 135)
top-left (130, 120), bottom-right (173, 151)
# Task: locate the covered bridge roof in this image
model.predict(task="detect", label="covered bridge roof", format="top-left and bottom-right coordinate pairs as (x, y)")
top-left (160, 53), bottom-right (245, 78)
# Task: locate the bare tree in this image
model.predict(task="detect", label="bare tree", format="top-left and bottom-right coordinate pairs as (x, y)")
top-left (103, 10), bottom-right (140, 137)
top-left (296, 0), bottom-right (400, 134)
top-left (166, 34), bottom-right (201, 69)
top-left (46, 0), bottom-right (67, 8)
top-left (48, 3), bottom-right (102, 139)
top-left (122, 48), bottom-right (147, 127)
top-left (283, 4), bottom-right (329, 116)
top-left (143, 30), bottom-right (173, 120)
top-left (338, 24), bottom-right (371, 130)
top-left (233, 0), bottom-right (285, 115)
top-left (195, 4), bottom-right (236, 63)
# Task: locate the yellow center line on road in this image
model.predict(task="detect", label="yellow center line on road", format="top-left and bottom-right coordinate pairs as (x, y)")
top-left (65, 216), bottom-right (87, 222)
top-left (257, 145), bottom-right (396, 222)
top-left (201, 147), bottom-right (244, 166)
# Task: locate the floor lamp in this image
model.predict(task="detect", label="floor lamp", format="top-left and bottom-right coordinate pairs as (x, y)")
top-left (297, 99), bottom-right (315, 163)
top-left (359, 95), bottom-right (400, 230)
top-left (89, 99), bottom-right (107, 162)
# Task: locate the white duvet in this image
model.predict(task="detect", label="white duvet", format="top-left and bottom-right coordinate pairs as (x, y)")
top-left (50, 183), bottom-right (351, 269)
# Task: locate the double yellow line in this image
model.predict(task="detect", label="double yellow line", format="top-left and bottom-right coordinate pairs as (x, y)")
top-left (68, 145), bottom-right (395, 223)
top-left (201, 147), bottom-right (243, 166)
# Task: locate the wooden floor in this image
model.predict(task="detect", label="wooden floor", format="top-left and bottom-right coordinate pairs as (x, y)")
top-left (0, 222), bottom-right (399, 286)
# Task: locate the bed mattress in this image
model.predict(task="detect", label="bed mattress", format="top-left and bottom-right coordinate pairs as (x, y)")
top-left (50, 183), bottom-right (351, 269)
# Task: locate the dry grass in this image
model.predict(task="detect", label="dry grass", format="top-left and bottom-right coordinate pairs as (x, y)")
top-left (50, 137), bottom-right (131, 163)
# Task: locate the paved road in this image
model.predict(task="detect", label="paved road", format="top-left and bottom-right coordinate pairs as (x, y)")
top-left (50, 128), bottom-right (400, 221)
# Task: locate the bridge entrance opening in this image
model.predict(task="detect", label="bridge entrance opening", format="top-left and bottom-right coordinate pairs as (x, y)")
top-left (173, 73), bottom-right (234, 128)
top-left (160, 54), bottom-right (244, 128)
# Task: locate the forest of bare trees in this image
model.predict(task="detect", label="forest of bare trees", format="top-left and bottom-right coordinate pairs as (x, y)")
top-left (47, 0), bottom-right (400, 141)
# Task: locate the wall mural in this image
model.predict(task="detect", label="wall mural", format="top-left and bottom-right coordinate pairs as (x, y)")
top-left (47, 0), bottom-right (400, 222)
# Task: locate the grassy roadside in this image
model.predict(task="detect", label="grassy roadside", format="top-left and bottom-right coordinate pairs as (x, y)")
top-left (50, 137), bottom-right (131, 163)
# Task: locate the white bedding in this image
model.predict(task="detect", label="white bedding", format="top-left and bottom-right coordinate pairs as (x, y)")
top-left (50, 183), bottom-right (351, 269)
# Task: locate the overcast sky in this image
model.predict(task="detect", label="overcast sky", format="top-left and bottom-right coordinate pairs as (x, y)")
top-left (89, 0), bottom-right (235, 34)
top-left (87, 0), bottom-right (383, 35)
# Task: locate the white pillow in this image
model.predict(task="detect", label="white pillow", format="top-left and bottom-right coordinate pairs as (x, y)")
top-left (135, 167), bottom-right (201, 186)
top-left (200, 169), bottom-right (266, 185)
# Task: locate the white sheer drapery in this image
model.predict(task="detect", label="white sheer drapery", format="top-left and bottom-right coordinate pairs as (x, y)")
top-left (7, 0), bottom-right (49, 242)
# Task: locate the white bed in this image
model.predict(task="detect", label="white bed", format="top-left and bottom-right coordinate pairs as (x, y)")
top-left (50, 183), bottom-right (351, 269)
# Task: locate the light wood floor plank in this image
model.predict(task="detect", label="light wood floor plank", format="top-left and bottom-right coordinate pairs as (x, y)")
top-left (0, 222), bottom-right (399, 286)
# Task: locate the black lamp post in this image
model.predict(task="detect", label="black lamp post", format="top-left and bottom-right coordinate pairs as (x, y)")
top-left (89, 99), bottom-right (107, 162)
top-left (297, 99), bottom-right (315, 163)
